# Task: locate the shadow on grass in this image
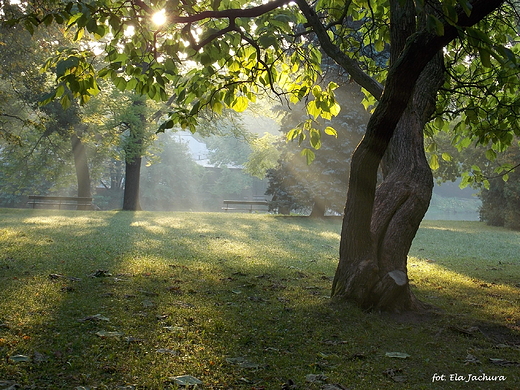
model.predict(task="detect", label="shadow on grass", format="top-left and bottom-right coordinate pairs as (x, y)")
top-left (0, 210), bottom-right (518, 389)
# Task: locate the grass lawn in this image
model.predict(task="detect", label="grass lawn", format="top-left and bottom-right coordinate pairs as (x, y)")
top-left (0, 209), bottom-right (518, 389)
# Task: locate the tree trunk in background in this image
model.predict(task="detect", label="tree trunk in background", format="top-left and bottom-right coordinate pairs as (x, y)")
top-left (123, 155), bottom-right (142, 210)
top-left (309, 198), bottom-right (327, 218)
top-left (122, 97), bottom-right (146, 211)
top-left (71, 133), bottom-right (91, 209)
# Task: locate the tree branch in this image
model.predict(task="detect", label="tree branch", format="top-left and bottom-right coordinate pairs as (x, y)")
top-left (294, 0), bottom-right (384, 100)
top-left (132, 0), bottom-right (291, 23)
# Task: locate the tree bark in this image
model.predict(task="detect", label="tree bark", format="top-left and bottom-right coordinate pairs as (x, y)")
top-left (328, 0), bottom-right (506, 312)
top-left (71, 132), bottom-right (91, 209)
top-left (122, 97), bottom-right (146, 211)
top-left (331, 55), bottom-right (444, 311)
top-left (123, 155), bottom-right (143, 211)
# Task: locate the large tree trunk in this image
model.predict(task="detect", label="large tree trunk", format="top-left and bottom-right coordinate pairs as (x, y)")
top-left (331, 0), bottom-right (446, 312)
top-left (71, 132), bottom-right (91, 209)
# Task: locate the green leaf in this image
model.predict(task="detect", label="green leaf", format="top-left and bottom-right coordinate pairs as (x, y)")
top-left (307, 100), bottom-right (321, 119)
top-left (427, 15), bottom-right (444, 36)
top-left (429, 154), bottom-right (439, 170)
top-left (113, 77), bottom-right (127, 91)
top-left (441, 152), bottom-right (452, 162)
top-left (479, 48), bottom-right (492, 68)
top-left (60, 94), bottom-right (71, 109)
top-left (458, 0), bottom-right (473, 16)
top-left (485, 149), bottom-right (497, 161)
top-left (301, 148), bottom-right (315, 165)
top-left (232, 96), bottom-right (249, 112)
top-left (287, 128), bottom-right (300, 141)
top-left (309, 128), bottom-right (322, 150)
top-left (329, 102), bottom-right (341, 117)
top-left (324, 126), bottom-right (338, 137)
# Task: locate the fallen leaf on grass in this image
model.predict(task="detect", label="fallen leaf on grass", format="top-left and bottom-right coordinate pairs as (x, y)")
top-left (169, 375), bottom-right (203, 386)
top-left (226, 357), bottom-right (263, 369)
top-left (464, 354), bottom-right (481, 365)
top-left (8, 355), bottom-right (30, 363)
top-left (0, 380), bottom-right (21, 390)
top-left (163, 326), bottom-right (185, 332)
top-left (306, 374), bottom-right (328, 383)
top-left (385, 352), bottom-right (410, 359)
top-left (49, 274), bottom-right (82, 282)
top-left (78, 314), bottom-right (110, 322)
top-left (173, 301), bottom-right (195, 309)
top-left (489, 358), bottom-right (520, 367)
top-left (322, 340), bottom-right (348, 346)
top-left (90, 270), bottom-right (112, 277)
top-left (156, 348), bottom-right (179, 355)
top-left (383, 368), bottom-right (406, 382)
top-left (95, 331), bottom-right (124, 338)
top-left (450, 325), bottom-right (480, 336)
top-left (124, 337), bottom-right (144, 343)
top-left (139, 289), bottom-right (159, 297)
top-left (322, 384), bottom-right (350, 390)
top-left (167, 286), bottom-right (183, 294)
top-left (281, 379), bottom-right (297, 389)
top-left (33, 351), bottom-right (48, 363)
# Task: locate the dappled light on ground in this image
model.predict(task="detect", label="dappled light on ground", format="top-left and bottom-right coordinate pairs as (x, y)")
top-left (0, 210), bottom-right (518, 389)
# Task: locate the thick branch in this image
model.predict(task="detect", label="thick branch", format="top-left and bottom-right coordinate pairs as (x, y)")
top-left (295, 0), bottom-right (384, 100)
top-left (133, 0), bottom-right (291, 23)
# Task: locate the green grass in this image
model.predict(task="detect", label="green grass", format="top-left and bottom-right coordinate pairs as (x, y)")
top-left (0, 209), bottom-right (518, 390)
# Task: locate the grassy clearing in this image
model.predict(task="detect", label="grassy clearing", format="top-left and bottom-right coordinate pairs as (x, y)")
top-left (0, 209), bottom-right (518, 390)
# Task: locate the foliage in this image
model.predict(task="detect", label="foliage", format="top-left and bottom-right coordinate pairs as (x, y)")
top-left (479, 142), bottom-right (520, 229)
top-left (0, 209), bottom-right (519, 388)
top-left (0, 126), bottom-right (76, 206)
top-left (243, 132), bottom-right (281, 179)
top-left (428, 131), bottom-right (520, 229)
top-left (429, 2), bottom-right (520, 187)
top-left (140, 132), bottom-right (205, 211)
top-left (266, 81), bottom-right (368, 215)
top-left (5, 1), bottom-right (518, 179)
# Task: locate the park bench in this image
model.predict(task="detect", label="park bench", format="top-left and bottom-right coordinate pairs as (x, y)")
top-left (222, 199), bottom-right (269, 213)
top-left (27, 195), bottom-right (94, 210)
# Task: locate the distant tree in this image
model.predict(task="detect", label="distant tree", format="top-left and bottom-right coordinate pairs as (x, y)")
top-left (140, 132), bottom-right (204, 211)
top-left (121, 95), bottom-right (147, 210)
top-left (0, 9), bottom-right (96, 201)
top-left (266, 81), bottom-right (368, 216)
top-left (427, 130), bottom-right (520, 229)
top-left (243, 133), bottom-right (281, 179)
top-left (479, 143), bottom-right (520, 229)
